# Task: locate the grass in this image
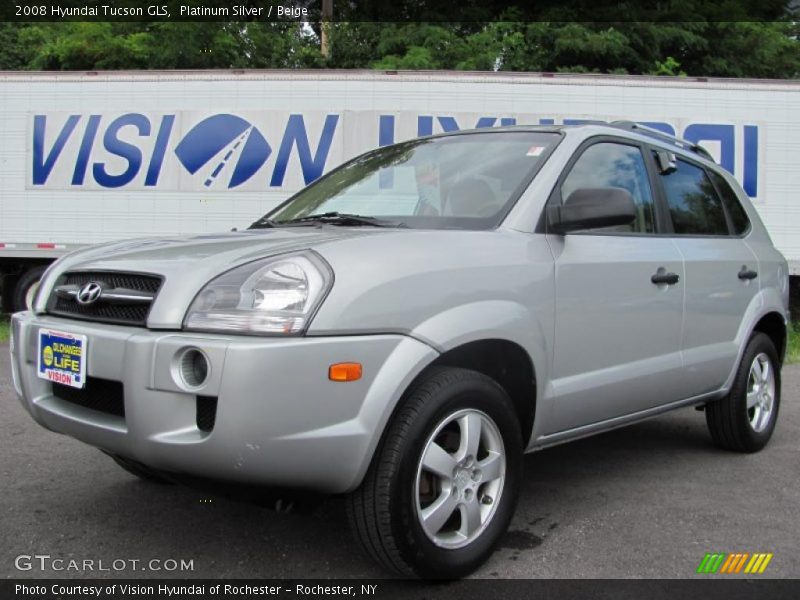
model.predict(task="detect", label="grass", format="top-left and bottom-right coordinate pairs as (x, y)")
top-left (0, 312), bottom-right (797, 362)
top-left (788, 321), bottom-right (800, 365)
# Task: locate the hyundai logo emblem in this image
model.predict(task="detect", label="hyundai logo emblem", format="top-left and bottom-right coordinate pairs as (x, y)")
top-left (76, 282), bottom-right (103, 305)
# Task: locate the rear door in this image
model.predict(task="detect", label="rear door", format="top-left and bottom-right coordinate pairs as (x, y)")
top-left (545, 139), bottom-right (685, 434)
top-left (655, 157), bottom-right (760, 396)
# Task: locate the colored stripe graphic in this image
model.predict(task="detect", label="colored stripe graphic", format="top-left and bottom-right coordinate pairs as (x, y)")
top-left (720, 553), bottom-right (750, 573)
top-left (697, 553), bottom-right (726, 573)
top-left (734, 553), bottom-right (749, 573)
top-left (719, 554), bottom-right (736, 573)
top-left (744, 553), bottom-right (773, 574)
top-left (696, 553), bottom-right (713, 573)
top-left (699, 552), bottom-right (773, 574)
top-left (759, 554), bottom-right (773, 573)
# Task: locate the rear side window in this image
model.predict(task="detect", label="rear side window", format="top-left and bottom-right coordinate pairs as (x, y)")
top-left (659, 158), bottom-right (728, 235)
top-left (709, 170), bottom-right (751, 235)
top-left (561, 142), bottom-right (656, 234)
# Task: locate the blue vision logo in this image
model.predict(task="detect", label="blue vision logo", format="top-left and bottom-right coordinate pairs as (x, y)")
top-left (31, 112), bottom-right (339, 189)
top-left (174, 114), bottom-right (271, 188)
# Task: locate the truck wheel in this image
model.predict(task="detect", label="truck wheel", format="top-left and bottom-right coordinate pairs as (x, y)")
top-left (107, 453), bottom-right (173, 484)
top-left (12, 266), bottom-right (47, 312)
top-left (347, 367), bottom-right (522, 578)
top-left (706, 332), bottom-right (781, 453)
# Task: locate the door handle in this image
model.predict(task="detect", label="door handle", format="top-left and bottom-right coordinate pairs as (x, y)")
top-left (651, 271), bottom-right (680, 285)
top-left (738, 268), bottom-right (758, 281)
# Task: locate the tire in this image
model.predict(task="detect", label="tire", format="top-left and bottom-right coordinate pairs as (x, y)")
top-left (107, 453), bottom-right (173, 484)
top-left (12, 266), bottom-right (48, 312)
top-left (706, 332), bottom-right (781, 453)
top-left (347, 367), bottom-right (523, 579)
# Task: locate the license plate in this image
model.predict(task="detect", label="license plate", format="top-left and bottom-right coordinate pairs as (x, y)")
top-left (37, 328), bottom-right (88, 389)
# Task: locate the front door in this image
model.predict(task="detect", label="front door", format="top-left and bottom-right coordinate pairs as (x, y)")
top-left (545, 140), bottom-right (685, 434)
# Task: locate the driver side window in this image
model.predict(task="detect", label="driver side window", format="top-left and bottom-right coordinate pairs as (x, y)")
top-left (561, 142), bottom-right (656, 234)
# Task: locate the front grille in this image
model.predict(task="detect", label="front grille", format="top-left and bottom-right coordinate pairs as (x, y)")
top-left (196, 396), bottom-right (218, 432)
top-left (47, 271), bottom-right (162, 326)
top-left (52, 377), bottom-right (125, 418)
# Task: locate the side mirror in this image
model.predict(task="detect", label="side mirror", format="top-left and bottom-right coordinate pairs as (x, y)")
top-left (548, 187), bottom-right (637, 234)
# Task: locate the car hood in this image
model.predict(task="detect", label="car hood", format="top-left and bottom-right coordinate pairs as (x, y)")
top-left (35, 227), bottom-right (381, 328)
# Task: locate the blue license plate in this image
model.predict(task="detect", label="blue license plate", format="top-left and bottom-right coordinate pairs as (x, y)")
top-left (37, 328), bottom-right (88, 389)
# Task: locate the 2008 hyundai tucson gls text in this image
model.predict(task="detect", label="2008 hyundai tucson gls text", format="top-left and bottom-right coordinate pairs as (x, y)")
top-left (9, 123), bottom-right (789, 578)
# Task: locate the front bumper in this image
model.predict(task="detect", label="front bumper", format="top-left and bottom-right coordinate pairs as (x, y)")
top-left (9, 312), bottom-right (437, 493)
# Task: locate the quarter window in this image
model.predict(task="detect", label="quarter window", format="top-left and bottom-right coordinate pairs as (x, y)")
top-left (709, 170), bottom-right (751, 235)
top-left (659, 158), bottom-right (729, 235)
top-left (561, 143), bottom-right (656, 234)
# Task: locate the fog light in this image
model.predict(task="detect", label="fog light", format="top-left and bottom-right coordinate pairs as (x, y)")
top-left (329, 362), bottom-right (362, 382)
top-left (179, 348), bottom-right (210, 388)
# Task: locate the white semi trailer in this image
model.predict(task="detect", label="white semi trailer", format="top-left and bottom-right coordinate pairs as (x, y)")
top-left (0, 69), bottom-right (798, 312)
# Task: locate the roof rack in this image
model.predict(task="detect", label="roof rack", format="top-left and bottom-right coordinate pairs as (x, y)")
top-left (609, 120), bottom-right (715, 162)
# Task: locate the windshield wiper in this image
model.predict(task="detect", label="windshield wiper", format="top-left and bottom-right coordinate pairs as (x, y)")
top-left (248, 217), bottom-right (278, 229)
top-left (277, 212), bottom-right (405, 228)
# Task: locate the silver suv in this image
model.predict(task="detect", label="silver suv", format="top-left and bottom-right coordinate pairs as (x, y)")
top-left (9, 123), bottom-right (789, 578)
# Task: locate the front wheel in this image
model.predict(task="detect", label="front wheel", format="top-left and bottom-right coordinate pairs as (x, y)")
top-left (706, 332), bottom-right (781, 452)
top-left (347, 367), bottom-right (523, 579)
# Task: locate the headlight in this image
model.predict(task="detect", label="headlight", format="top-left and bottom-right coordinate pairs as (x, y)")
top-left (183, 252), bottom-right (333, 335)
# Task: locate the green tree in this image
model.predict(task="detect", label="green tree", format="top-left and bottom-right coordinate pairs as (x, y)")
top-left (0, 3), bottom-right (797, 79)
top-left (2, 22), bottom-right (322, 71)
top-left (21, 23), bottom-right (152, 70)
top-left (0, 24), bottom-right (34, 69)
top-left (239, 23), bottom-right (324, 68)
top-left (349, 20), bottom-right (799, 78)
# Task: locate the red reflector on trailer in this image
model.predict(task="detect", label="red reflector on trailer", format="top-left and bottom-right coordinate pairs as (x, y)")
top-left (37, 243), bottom-right (56, 249)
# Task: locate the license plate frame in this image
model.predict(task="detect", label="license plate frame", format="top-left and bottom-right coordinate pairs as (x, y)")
top-left (37, 328), bottom-right (88, 389)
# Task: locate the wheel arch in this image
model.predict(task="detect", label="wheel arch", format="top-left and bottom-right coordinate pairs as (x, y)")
top-left (425, 339), bottom-right (537, 448)
top-left (350, 301), bottom-right (550, 492)
top-left (751, 311), bottom-right (788, 366)
top-left (722, 287), bottom-right (789, 393)
top-left (351, 334), bottom-right (542, 493)
top-left (406, 300), bottom-right (549, 448)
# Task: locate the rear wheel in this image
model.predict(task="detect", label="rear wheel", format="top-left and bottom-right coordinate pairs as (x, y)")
top-left (347, 367), bottom-right (523, 579)
top-left (706, 332), bottom-right (781, 452)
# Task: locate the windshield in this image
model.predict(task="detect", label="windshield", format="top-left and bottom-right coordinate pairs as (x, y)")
top-left (257, 131), bottom-right (560, 230)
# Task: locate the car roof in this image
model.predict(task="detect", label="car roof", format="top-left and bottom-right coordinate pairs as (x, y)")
top-left (424, 123), bottom-right (718, 168)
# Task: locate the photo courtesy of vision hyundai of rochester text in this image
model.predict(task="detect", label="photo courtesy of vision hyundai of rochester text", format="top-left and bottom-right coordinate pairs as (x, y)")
top-left (9, 122), bottom-right (789, 578)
